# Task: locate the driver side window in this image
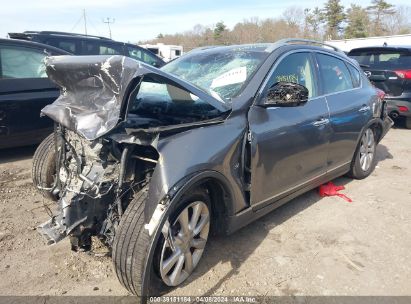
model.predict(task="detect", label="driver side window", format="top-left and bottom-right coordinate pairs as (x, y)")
top-left (266, 52), bottom-right (317, 98)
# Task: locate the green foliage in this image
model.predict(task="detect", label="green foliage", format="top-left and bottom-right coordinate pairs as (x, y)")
top-left (367, 0), bottom-right (396, 35)
top-left (323, 0), bottom-right (345, 39)
top-left (213, 21), bottom-right (227, 42)
top-left (140, 0), bottom-right (410, 50)
top-left (345, 4), bottom-right (370, 38)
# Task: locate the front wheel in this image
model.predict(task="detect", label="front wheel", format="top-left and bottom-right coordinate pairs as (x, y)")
top-left (112, 187), bottom-right (211, 295)
top-left (32, 133), bottom-right (58, 201)
top-left (348, 128), bottom-right (377, 179)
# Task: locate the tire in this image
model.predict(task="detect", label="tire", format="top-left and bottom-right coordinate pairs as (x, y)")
top-left (112, 186), bottom-right (211, 295)
top-left (32, 133), bottom-right (58, 201)
top-left (405, 117), bottom-right (411, 129)
top-left (348, 127), bottom-right (377, 179)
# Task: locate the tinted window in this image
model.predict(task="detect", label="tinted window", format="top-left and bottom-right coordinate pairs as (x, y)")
top-left (267, 52), bottom-right (317, 98)
top-left (349, 49), bottom-right (411, 69)
top-left (45, 38), bottom-right (77, 53)
top-left (347, 63), bottom-right (361, 88)
top-left (99, 43), bottom-right (123, 55)
top-left (0, 46), bottom-right (47, 79)
top-left (317, 54), bottom-right (353, 94)
top-left (127, 46), bottom-right (160, 66)
top-left (82, 40), bottom-right (99, 55)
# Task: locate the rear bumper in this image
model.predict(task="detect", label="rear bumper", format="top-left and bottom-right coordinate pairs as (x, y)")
top-left (385, 96), bottom-right (411, 118)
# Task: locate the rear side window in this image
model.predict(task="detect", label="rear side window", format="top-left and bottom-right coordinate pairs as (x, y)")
top-left (347, 64), bottom-right (361, 88)
top-left (317, 54), bottom-right (353, 94)
top-left (99, 43), bottom-right (123, 55)
top-left (0, 46), bottom-right (47, 79)
top-left (127, 46), bottom-right (161, 67)
top-left (349, 49), bottom-right (411, 69)
top-left (45, 38), bottom-right (77, 53)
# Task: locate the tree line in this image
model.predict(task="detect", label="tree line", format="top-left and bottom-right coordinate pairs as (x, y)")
top-left (141, 0), bottom-right (411, 51)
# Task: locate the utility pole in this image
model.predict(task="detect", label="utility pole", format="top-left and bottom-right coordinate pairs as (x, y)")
top-left (103, 17), bottom-right (115, 39)
top-left (83, 9), bottom-right (88, 35)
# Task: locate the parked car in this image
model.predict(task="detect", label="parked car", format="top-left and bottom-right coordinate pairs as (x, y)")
top-left (8, 31), bottom-right (165, 68)
top-left (348, 46), bottom-right (411, 128)
top-left (0, 38), bottom-right (70, 149)
top-left (32, 39), bottom-right (392, 296)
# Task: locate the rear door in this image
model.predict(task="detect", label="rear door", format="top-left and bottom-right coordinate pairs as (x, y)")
top-left (315, 52), bottom-right (372, 169)
top-left (348, 48), bottom-right (411, 97)
top-left (0, 44), bottom-right (58, 148)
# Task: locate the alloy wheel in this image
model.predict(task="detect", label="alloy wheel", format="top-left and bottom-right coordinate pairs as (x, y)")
top-left (359, 129), bottom-right (375, 172)
top-left (159, 201), bottom-right (210, 286)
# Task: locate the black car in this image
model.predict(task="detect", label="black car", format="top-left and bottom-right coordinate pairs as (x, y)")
top-left (8, 31), bottom-right (165, 68)
top-left (32, 39), bottom-right (392, 296)
top-left (0, 38), bottom-right (70, 149)
top-left (348, 46), bottom-right (411, 128)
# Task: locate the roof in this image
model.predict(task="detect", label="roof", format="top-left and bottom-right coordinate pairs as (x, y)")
top-left (9, 31), bottom-right (111, 41)
top-left (349, 46), bottom-right (411, 53)
top-left (189, 39), bottom-right (345, 56)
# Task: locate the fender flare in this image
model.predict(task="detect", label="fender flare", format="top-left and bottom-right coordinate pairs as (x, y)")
top-left (356, 117), bottom-right (384, 146)
top-left (140, 170), bottom-right (235, 297)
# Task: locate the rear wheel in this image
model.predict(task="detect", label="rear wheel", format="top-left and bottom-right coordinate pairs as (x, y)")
top-left (32, 133), bottom-right (58, 201)
top-left (348, 128), bottom-right (376, 179)
top-left (405, 117), bottom-right (411, 129)
top-left (112, 187), bottom-right (211, 295)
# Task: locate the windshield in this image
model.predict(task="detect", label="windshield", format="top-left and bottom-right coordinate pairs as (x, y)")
top-left (349, 49), bottom-right (411, 69)
top-left (161, 46), bottom-right (270, 101)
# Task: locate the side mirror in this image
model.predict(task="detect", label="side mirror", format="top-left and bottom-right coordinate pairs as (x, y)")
top-left (263, 82), bottom-right (309, 107)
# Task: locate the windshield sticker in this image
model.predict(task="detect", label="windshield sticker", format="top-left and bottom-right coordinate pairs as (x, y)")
top-left (211, 67), bottom-right (247, 89)
top-left (275, 74), bottom-right (299, 83)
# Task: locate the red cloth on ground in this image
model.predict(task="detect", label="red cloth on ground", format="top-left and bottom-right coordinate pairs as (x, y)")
top-left (318, 182), bottom-right (352, 203)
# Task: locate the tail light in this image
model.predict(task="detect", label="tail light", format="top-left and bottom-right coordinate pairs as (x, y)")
top-left (376, 88), bottom-right (385, 100)
top-left (394, 70), bottom-right (411, 79)
top-left (398, 106), bottom-right (409, 112)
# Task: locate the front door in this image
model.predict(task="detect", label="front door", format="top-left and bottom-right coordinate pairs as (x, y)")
top-left (248, 51), bottom-right (331, 208)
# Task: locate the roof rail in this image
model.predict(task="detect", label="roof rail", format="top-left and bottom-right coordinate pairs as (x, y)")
top-left (277, 38), bottom-right (344, 53)
top-left (21, 31), bottom-right (111, 40)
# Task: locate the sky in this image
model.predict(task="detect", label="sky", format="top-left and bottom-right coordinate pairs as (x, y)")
top-left (1, 0), bottom-right (410, 43)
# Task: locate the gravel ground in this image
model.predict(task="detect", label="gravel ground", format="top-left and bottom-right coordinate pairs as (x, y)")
top-left (0, 125), bottom-right (410, 297)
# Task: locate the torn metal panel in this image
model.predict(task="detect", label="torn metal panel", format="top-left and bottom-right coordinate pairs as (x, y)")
top-left (41, 55), bottom-right (229, 141)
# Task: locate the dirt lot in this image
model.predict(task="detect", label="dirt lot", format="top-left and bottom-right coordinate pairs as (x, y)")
top-left (0, 125), bottom-right (410, 297)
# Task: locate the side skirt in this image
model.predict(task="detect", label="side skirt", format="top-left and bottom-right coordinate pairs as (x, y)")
top-left (225, 162), bottom-right (351, 235)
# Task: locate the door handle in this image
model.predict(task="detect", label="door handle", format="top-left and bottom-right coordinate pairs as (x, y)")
top-left (312, 117), bottom-right (329, 127)
top-left (359, 105), bottom-right (371, 113)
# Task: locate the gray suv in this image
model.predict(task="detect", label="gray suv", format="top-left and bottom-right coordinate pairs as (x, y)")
top-left (32, 39), bottom-right (392, 297)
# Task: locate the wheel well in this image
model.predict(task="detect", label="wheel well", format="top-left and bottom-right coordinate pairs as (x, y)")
top-left (370, 122), bottom-right (383, 142)
top-left (196, 178), bottom-right (233, 235)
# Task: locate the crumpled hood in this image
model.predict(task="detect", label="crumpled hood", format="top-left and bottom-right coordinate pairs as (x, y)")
top-left (42, 55), bottom-right (140, 140)
top-left (42, 55), bottom-right (229, 141)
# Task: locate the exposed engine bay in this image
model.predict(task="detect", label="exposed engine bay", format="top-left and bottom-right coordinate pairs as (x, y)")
top-left (37, 125), bottom-right (158, 251)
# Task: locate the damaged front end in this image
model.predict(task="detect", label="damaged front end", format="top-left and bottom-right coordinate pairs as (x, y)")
top-left (37, 126), bottom-right (157, 250)
top-left (36, 55), bottom-right (229, 250)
